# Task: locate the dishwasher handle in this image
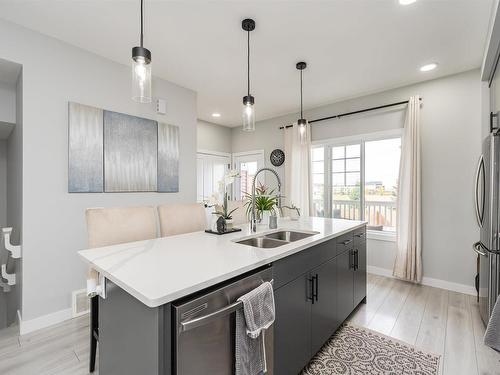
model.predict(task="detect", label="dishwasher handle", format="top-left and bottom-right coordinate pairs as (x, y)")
top-left (180, 300), bottom-right (242, 332)
top-left (180, 279), bottom-right (274, 332)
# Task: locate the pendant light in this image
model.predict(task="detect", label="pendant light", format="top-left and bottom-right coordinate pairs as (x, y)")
top-left (132, 0), bottom-right (152, 103)
top-left (296, 61), bottom-right (307, 143)
top-left (242, 18), bottom-right (256, 131)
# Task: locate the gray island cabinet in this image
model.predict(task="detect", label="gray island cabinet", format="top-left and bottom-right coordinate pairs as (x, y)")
top-left (273, 225), bottom-right (366, 375)
top-left (96, 223), bottom-right (367, 375)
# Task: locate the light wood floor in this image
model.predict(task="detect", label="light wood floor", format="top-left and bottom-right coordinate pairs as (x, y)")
top-left (348, 274), bottom-right (500, 375)
top-left (0, 274), bottom-right (499, 374)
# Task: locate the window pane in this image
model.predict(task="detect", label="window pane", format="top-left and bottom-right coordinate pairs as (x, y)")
top-left (312, 161), bottom-right (324, 174)
top-left (332, 146), bottom-right (345, 159)
top-left (346, 172), bottom-right (360, 186)
top-left (332, 186), bottom-right (361, 221)
top-left (240, 161), bottom-right (258, 200)
top-left (346, 158), bottom-right (360, 172)
top-left (332, 160), bottom-right (344, 173)
top-left (312, 173), bottom-right (324, 184)
top-left (312, 174), bottom-right (325, 217)
top-left (312, 147), bottom-right (324, 162)
top-left (332, 173), bottom-right (345, 186)
top-left (364, 137), bottom-right (401, 232)
top-left (346, 144), bottom-right (360, 158)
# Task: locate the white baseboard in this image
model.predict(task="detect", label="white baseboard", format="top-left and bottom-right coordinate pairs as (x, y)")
top-left (367, 265), bottom-right (477, 296)
top-left (19, 308), bottom-right (73, 335)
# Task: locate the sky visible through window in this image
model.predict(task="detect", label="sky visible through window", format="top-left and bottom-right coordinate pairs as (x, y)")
top-left (365, 138), bottom-right (401, 200)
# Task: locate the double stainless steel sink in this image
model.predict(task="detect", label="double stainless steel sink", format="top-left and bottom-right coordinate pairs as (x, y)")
top-left (235, 230), bottom-right (318, 248)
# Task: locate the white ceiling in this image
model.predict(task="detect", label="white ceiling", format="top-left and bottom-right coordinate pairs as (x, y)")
top-left (0, 0), bottom-right (494, 127)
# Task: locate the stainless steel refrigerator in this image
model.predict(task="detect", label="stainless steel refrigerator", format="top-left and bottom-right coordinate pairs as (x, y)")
top-left (474, 133), bottom-right (500, 325)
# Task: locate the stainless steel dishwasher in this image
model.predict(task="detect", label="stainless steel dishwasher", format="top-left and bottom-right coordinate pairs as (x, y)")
top-left (173, 266), bottom-right (274, 375)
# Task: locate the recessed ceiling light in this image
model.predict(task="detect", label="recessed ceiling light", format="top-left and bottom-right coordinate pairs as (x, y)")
top-left (399, 0), bottom-right (417, 5)
top-left (420, 63), bottom-right (438, 72)
top-left (212, 113), bottom-right (221, 118)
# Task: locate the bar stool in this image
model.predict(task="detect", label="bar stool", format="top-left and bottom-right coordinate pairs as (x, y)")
top-left (157, 203), bottom-right (206, 237)
top-left (85, 206), bottom-right (157, 373)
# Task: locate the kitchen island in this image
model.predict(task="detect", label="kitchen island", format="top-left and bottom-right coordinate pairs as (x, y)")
top-left (79, 217), bottom-right (367, 375)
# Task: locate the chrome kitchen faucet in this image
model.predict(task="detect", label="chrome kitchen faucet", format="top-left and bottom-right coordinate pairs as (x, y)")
top-left (251, 168), bottom-right (282, 232)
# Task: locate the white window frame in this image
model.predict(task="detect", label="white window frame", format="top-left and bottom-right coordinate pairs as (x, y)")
top-left (312, 129), bottom-right (403, 241)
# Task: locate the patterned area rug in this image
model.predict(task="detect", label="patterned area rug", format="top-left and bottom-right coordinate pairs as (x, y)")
top-left (302, 324), bottom-right (440, 375)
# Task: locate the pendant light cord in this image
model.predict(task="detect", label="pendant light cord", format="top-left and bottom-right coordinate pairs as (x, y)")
top-left (300, 69), bottom-right (303, 119)
top-left (140, 0), bottom-right (144, 47)
top-left (247, 30), bottom-right (250, 97)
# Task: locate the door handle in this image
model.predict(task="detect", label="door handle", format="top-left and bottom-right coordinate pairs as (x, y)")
top-left (314, 274), bottom-right (319, 302)
top-left (349, 250), bottom-right (354, 270)
top-left (308, 276), bottom-right (315, 304)
top-left (472, 241), bottom-right (487, 257)
top-left (354, 249), bottom-right (359, 271)
top-left (474, 155), bottom-right (485, 228)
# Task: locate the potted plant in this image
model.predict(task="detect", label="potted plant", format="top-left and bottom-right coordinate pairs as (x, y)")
top-left (213, 170), bottom-right (240, 230)
top-left (244, 182), bottom-right (278, 224)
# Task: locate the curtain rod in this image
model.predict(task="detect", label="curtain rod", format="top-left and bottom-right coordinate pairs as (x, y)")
top-left (279, 97), bottom-right (423, 129)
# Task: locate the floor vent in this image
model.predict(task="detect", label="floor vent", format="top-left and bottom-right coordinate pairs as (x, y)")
top-left (72, 289), bottom-right (90, 317)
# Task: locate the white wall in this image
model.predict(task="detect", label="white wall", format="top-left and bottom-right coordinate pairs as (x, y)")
top-left (197, 120), bottom-right (232, 154)
top-left (0, 20), bottom-right (198, 322)
top-left (232, 69), bottom-right (482, 290)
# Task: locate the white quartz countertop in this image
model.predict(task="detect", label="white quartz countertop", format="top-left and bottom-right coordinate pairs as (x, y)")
top-left (78, 217), bottom-right (366, 308)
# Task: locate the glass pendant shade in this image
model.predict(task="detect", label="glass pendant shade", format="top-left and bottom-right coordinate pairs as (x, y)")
top-left (132, 55), bottom-right (152, 103)
top-left (242, 96), bottom-right (255, 132)
top-left (298, 118), bottom-right (307, 144)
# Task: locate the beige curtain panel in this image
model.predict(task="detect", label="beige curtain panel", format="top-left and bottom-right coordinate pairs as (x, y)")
top-left (393, 95), bottom-right (422, 283)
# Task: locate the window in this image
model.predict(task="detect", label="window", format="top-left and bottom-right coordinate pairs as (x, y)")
top-left (239, 161), bottom-right (259, 200)
top-left (197, 152), bottom-right (230, 203)
top-left (233, 150), bottom-right (265, 200)
top-left (332, 144), bottom-right (361, 221)
top-left (311, 132), bottom-right (401, 234)
top-left (311, 148), bottom-right (325, 217)
top-left (364, 138), bottom-right (400, 231)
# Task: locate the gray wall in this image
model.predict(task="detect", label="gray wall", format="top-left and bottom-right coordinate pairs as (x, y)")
top-left (0, 140), bottom-right (7, 329)
top-left (197, 120), bottom-right (232, 153)
top-left (0, 82), bottom-right (16, 124)
top-left (0, 20), bottom-right (197, 321)
top-left (232, 69), bottom-right (482, 288)
top-left (231, 114), bottom-right (293, 191)
top-left (0, 140), bottom-right (6, 228)
top-left (5, 70), bottom-right (22, 325)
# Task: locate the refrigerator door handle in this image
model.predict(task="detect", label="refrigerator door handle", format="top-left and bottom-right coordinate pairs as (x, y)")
top-left (473, 241), bottom-right (488, 257)
top-left (475, 155), bottom-right (485, 228)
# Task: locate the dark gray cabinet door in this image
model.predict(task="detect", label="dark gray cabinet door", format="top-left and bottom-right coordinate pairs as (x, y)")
top-left (336, 249), bottom-right (354, 323)
top-left (353, 242), bottom-right (367, 306)
top-left (310, 257), bottom-right (339, 354)
top-left (274, 275), bottom-right (311, 375)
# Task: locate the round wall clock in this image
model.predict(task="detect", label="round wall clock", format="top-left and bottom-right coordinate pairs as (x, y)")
top-left (270, 149), bottom-right (285, 167)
